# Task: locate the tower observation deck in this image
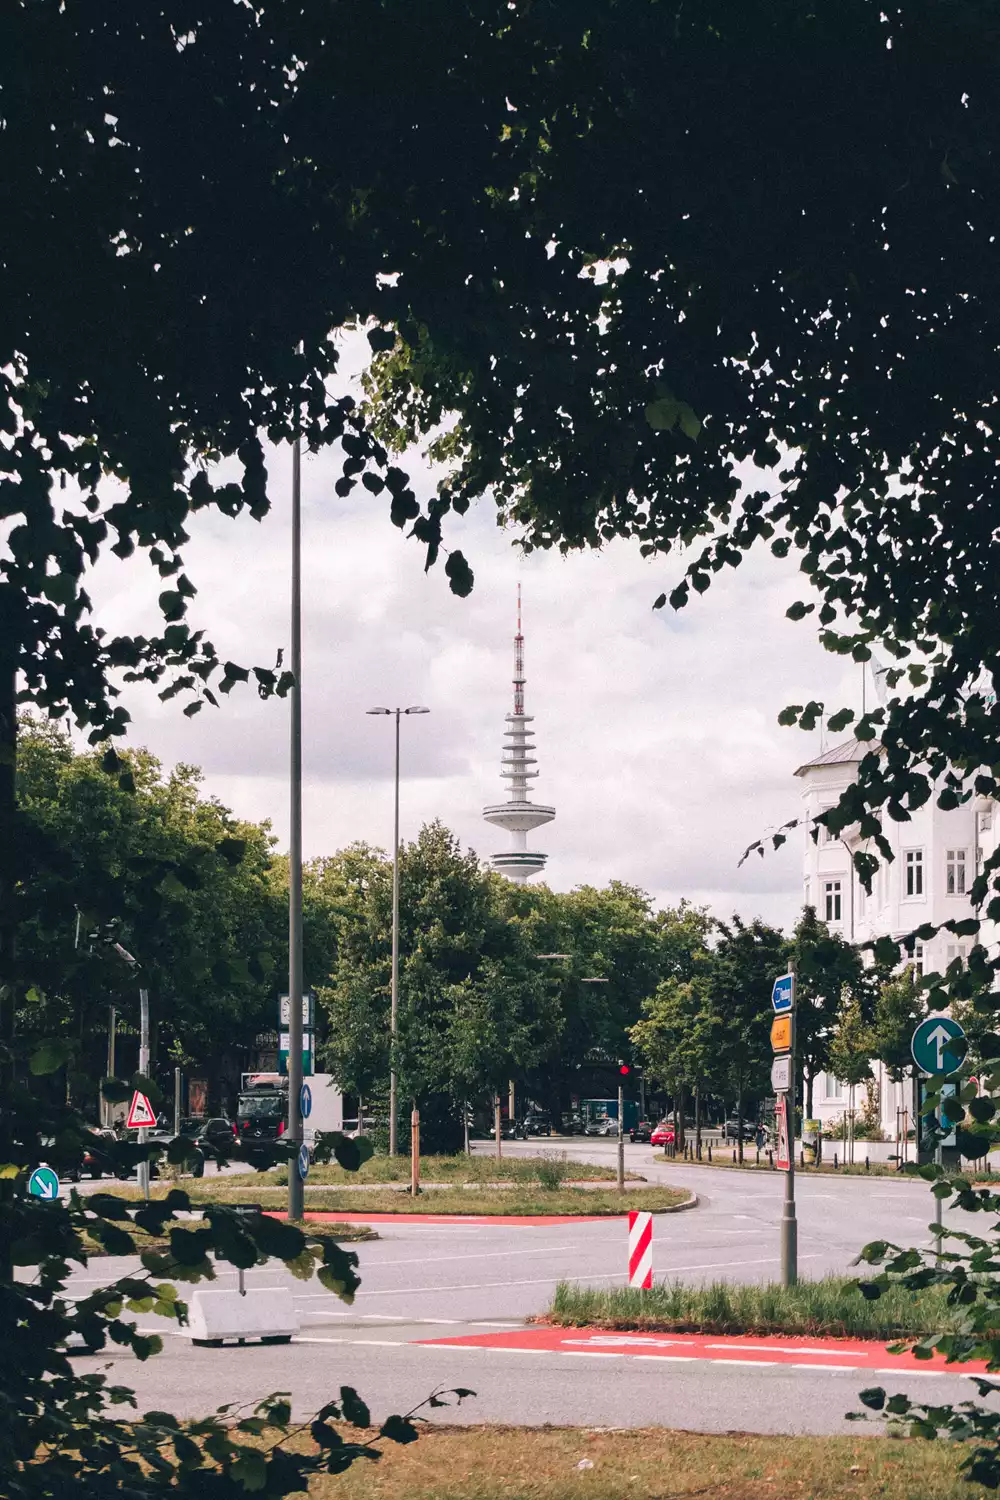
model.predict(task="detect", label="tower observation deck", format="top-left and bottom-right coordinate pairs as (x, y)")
top-left (482, 586), bottom-right (555, 882)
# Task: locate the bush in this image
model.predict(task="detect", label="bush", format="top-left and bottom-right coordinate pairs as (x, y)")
top-left (532, 1153), bottom-right (571, 1190)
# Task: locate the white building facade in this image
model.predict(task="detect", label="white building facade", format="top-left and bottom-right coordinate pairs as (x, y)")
top-left (797, 738), bottom-right (995, 1138)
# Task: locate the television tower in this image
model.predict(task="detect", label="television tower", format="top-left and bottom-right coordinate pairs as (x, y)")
top-left (483, 585), bottom-right (555, 881)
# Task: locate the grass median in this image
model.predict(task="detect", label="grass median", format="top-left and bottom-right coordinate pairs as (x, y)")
top-left (81, 1217), bottom-right (376, 1257)
top-left (548, 1275), bottom-right (960, 1340)
top-left (97, 1180), bottom-right (690, 1216)
top-left (307, 1423), bottom-right (973, 1500)
top-left (283, 1153), bottom-right (642, 1186)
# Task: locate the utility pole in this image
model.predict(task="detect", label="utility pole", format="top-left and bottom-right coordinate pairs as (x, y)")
top-left (365, 704), bottom-right (429, 1155)
top-left (138, 987), bottom-right (150, 1202)
top-left (174, 1066), bottom-right (182, 1137)
top-left (288, 434), bottom-right (304, 1222)
top-left (617, 1074), bottom-right (625, 1193)
top-left (105, 1004), bottom-right (117, 1127)
top-left (779, 961), bottom-right (798, 1287)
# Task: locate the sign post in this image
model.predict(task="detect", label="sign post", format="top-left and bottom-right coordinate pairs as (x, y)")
top-left (911, 1016), bottom-right (966, 1260)
top-left (771, 965), bottom-right (797, 1287)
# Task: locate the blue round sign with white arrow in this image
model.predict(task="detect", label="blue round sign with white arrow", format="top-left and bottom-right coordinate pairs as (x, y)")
top-left (28, 1166), bottom-right (60, 1201)
top-left (911, 1016), bottom-right (967, 1076)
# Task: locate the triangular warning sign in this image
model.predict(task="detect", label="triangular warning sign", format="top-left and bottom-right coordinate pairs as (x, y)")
top-left (126, 1090), bottom-right (157, 1128)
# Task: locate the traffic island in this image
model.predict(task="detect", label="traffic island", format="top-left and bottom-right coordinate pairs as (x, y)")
top-left (546, 1274), bottom-right (961, 1341)
top-left (264, 1184), bottom-right (694, 1220)
top-left (302, 1423), bottom-right (972, 1500)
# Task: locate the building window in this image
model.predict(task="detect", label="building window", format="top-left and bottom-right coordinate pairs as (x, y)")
top-left (824, 880), bottom-right (842, 923)
top-left (946, 849), bottom-right (967, 896)
top-left (946, 944), bottom-right (968, 969)
top-left (904, 938), bottom-right (924, 976)
top-left (905, 849), bottom-right (924, 897)
top-left (824, 1075), bottom-right (845, 1101)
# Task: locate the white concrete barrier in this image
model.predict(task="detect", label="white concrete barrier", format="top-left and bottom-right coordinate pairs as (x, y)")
top-left (187, 1286), bottom-right (299, 1347)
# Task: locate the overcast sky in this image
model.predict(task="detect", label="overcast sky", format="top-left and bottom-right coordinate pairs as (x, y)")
top-left (81, 346), bottom-right (865, 935)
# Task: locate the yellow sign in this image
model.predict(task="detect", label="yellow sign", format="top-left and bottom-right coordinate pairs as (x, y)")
top-left (770, 1015), bottom-right (792, 1053)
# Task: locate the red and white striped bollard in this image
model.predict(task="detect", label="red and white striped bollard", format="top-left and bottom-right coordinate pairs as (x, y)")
top-left (628, 1210), bottom-right (653, 1289)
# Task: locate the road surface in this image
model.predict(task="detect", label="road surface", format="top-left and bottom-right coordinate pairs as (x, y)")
top-left (57, 1140), bottom-right (992, 1434)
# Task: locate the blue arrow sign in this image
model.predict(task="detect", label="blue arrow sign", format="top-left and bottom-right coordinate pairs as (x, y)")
top-left (911, 1016), bottom-right (966, 1075)
top-left (297, 1142), bottom-right (310, 1182)
top-left (772, 974), bottom-right (794, 1014)
top-left (28, 1166), bottom-right (60, 1201)
top-left (300, 1083), bottom-right (312, 1120)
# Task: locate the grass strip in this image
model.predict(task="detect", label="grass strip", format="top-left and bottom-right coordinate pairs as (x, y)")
top-left (303, 1422), bottom-right (973, 1500)
top-left (99, 1182), bottom-right (688, 1215)
top-left (81, 1219), bottom-right (376, 1256)
top-left (654, 1151), bottom-right (919, 1179)
top-left (290, 1153), bottom-right (634, 1186)
top-left (548, 1275), bottom-right (961, 1339)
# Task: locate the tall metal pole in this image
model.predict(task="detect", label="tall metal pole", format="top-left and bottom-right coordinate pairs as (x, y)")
top-left (389, 708), bottom-right (401, 1156)
top-left (138, 987), bottom-right (150, 1202)
top-left (617, 1077), bottom-right (625, 1193)
top-left (173, 1066), bottom-right (182, 1137)
top-left (287, 435), bottom-right (305, 1221)
top-left (106, 1004), bottom-right (116, 1127)
top-left (780, 961), bottom-right (798, 1287)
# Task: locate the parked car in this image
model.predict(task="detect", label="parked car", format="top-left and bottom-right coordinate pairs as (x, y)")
top-left (81, 1127), bottom-right (129, 1179)
top-left (145, 1129), bottom-right (206, 1178)
top-left (650, 1121), bottom-right (676, 1148)
top-left (517, 1111), bottom-right (552, 1138)
top-left (584, 1116), bottom-right (617, 1137)
top-left (629, 1119), bottom-right (653, 1144)
top-left (722, 1117), bottom-right (756, 1141)
top-left (182, 1116), bottom-right (238, 1164)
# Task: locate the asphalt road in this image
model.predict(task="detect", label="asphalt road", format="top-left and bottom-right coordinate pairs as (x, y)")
top-left (57, 1139), bottom-right (995, 1434)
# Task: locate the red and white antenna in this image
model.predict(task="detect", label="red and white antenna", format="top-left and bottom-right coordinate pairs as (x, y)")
top-left (513, 580), bottom-right (525, 717)
top-left (482, 582), bottom-right (555, 882)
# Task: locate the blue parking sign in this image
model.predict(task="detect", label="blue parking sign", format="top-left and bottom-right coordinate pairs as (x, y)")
top-left (772, 974), bottom-right (794, 1014)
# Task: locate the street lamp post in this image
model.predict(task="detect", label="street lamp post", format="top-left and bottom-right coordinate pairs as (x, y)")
top-left (367, 705), bottom-right (429, 1156)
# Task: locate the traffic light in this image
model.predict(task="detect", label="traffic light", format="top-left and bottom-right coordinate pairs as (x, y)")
top-left (618, 1061), bottom-right (631, 1077)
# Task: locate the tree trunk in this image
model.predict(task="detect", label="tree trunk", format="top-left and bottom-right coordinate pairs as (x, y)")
top-left (736, 1079), bottom-right (744, 1165)
top-left (805, 1066), bottom-right (814, 1122)
top-left (695, 1084), bottom-right (702, 1153)
top-left (494, 1092), bottom-right (502, 1159)
top-left (677, 1082), bottom-right (686, 1151)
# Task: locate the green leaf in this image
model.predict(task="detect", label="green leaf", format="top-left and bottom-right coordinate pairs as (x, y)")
top-left (231, 1448), bottom-right (268, 1491)
top-left (858, 1387), bottom-right (886, 1410)
top-left (29, 1038), bottom-right (73, 1075)
top-left (339, 1387), bottom-right (371, 1428)
top-left (445, 550), bottom-right (474, 597)
top-left (379, 1414), bottom-right (419, 1445)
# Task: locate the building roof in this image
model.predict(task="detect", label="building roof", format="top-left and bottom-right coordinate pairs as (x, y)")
top-left (794, 737), bottom-right (880, 776)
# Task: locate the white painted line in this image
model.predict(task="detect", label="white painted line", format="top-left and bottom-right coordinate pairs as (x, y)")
top-left (789, 1363), bottom-right (857, 1372)
top-left (560, 1351), bottom-right (625, 1359)
top-left (634, 1355), bottom-right (696, 1363)
top-left (706, 1342), bottom-right (869, 1357)
top-left (368, 1245), bottom-right (578, 1267)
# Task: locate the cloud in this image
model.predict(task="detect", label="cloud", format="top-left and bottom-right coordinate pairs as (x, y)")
top-left (79, 358), bottom-right (864, 936)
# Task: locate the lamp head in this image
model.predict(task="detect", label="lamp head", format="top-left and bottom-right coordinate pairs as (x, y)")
top-left (366, 708), bottom-right (392, 715)
top-left (405, 706), bottom-right (430, 715)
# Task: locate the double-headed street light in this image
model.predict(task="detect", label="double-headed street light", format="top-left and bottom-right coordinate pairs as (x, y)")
top-left (367, 706), bottom-right (430, 1157)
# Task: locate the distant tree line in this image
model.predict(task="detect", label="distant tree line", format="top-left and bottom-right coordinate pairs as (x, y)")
top-left (17, 718), bottom-right (959, 1149)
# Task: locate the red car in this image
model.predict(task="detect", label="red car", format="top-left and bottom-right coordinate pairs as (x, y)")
top-left (650, 1121), bottom-right (675, 1147)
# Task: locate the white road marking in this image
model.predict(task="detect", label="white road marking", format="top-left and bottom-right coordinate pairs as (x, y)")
top-left (367, 1244), bottom-right (579, 1267)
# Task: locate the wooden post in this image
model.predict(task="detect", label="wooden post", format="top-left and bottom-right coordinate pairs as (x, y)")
top-left (410, 1105), bottom-right (420, 1196)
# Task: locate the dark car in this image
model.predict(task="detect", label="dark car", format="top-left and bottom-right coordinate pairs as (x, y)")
top-left (145, 1129), bottom-right (206, 1178)
top-left (81, 1127), bottom-right (129, 1179)
top-left (183, 1116), bottom-right (237, 1161)
top-left (517, 1111), bottom-right (552, 1138)
top-left (629, 1119), bottom-right (653, 1144)
top-left (723, 1117), bottom-right (756, 1141)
